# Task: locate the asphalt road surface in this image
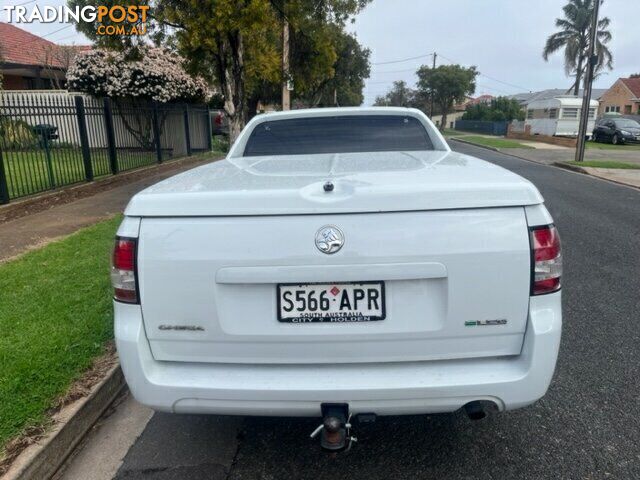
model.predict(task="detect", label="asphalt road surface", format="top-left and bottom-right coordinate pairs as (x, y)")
top-left (114, 142), bottom-right (640, 480)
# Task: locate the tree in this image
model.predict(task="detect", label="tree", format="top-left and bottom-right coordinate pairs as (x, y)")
top-left (157, 0), bottom-right (371, 139)
top-left (296, 29), bottom-right (370, 107)
top-left (416, 64), bottom-right (477, 131)
top-left (37, 45), bottom-right (81, 89)
top-left (68, 0), bottom-right (371, 140)
top-left (67, 48), bottom-right (210, 148)
top-left (374, 80), bottom-right (417, 107)
top-left (462, 97), bottom-right (525, 122)
top-left (543, 0), bottom-right (613, 96)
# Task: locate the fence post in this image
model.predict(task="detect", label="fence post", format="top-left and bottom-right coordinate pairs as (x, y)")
top-left (74, 96), bottom-right (94, 181)
top-left (152, 102), bottom-right (163, 163)
top-left (0, 147), bottom-right (10, 204)
top-left (103, 98), bottom-right (119, 174)
top-left (205, 107), bottom-right (213, 151)
top-left (183, 105), bottom-right (192, 157)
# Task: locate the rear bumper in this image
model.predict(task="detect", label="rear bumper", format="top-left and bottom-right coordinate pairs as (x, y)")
top-left (115, 293), bottom-right (561, 416)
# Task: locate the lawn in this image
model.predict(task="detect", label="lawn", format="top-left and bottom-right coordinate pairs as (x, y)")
top-left (586, 141), bottom-right (640, 151)
top-left (454, 135), bottom-right (534, 149)
top-left (0, 215), bottom-right (121, 455)
top-left (2, 149), bottom-right (158, 200)
top-left (566, 160), bottom-right (640, 169)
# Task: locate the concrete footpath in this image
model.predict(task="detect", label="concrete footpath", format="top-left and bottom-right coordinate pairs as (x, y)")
top-left (0, 156), bottom-right (219, 263)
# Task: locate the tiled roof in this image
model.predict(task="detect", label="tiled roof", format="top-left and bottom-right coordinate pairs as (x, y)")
top-left (620, 78), bottom-right (640, 98)
top-left (0, 22), bottom-right (90, 69)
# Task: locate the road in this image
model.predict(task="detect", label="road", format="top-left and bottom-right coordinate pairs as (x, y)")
top-left (66, 141), bottom-right (640, 480)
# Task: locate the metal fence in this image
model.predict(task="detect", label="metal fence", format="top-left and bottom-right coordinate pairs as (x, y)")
top-left (0, 91), bottom-right (212, 203)
top-left (454, 120), bottom-right (509, 136)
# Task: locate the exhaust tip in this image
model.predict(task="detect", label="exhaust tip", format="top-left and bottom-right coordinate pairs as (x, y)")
top-left (464, 401), bottom-right (489, 421)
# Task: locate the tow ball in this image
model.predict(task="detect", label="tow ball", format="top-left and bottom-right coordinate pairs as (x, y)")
top-left (310, 404), bottom-right (362, 453)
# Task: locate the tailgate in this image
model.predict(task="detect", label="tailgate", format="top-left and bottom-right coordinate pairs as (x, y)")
top-left (138, 208), bottom-right (531, 364)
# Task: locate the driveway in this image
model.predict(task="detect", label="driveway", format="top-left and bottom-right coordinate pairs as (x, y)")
top-left (59, 141), bottom-right (640, 479)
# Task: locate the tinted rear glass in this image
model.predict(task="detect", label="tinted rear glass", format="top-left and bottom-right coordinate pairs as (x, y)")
top-left (615, 119), bottom-right (640, 128)
top-left (243, 115), bottom-right (434, 157)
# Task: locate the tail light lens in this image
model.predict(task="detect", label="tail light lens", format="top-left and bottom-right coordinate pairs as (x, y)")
top-left (530, 225), bottom-right (562, 295)
top-left (111, 237), bottom-right (138, 303)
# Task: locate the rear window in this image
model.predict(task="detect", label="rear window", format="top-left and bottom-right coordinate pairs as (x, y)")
top-left (243, 115), bottom-right (434, 157)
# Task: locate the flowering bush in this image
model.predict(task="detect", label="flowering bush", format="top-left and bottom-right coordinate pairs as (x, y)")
top-left (67, 48), bottom-right (211, 103)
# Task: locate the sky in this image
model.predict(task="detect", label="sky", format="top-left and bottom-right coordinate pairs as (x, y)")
top-left (2, 0), bottom-right (638, 105)
top-left (350, 0), bottom-right (639, 105)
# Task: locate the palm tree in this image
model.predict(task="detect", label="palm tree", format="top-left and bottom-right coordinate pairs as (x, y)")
top-left (543, 0), bottom-right (613, 96)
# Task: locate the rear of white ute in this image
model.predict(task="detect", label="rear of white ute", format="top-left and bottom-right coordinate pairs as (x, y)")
top-left (113, 108), bottom-right (562, 431)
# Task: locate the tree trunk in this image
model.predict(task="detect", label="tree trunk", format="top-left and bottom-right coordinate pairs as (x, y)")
top-left (440, 108), bottom-right (449, 131)
top-left (247, 95), bottom-right (260, 121)
top-left (216, 31), bottom-right (247, 143)
top-left (573, 54), bottom-right (584, 96)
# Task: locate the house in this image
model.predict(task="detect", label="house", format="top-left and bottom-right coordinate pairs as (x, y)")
top-left (597, 77), bottom-right (640, 116)
top-left (0, 23), bottom-right (89, 90)
top-left (465, 94), bottom-right (494, 106)
top-left (428, 95), bottom-right (496, 129)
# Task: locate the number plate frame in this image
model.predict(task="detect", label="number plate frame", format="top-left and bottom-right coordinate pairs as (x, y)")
top-left (277, 281), bottom-right (386, 323)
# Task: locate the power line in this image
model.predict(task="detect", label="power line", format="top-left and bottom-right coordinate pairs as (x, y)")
top-left (476, 84), bottom-right (513, 96)
top-left (437, 53), bottom-right (531, 92)
top-left (41, 24), bottom-right (73, 39)
top-left (369, 51), bottom-right (531, 93)
top-left (369, 68), bottom-right (419, 75)
top-left (372, 53), bottom-right (433, 66)
top-left (12, 0), bottom-right (37, 6)
top-left (51, 32), bottom-right (84, 43)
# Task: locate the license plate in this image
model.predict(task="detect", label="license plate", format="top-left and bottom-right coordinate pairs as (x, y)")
top-left (277, 282), bottom-right (385, 323)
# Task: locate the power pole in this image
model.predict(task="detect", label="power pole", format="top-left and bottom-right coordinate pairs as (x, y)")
top-left (281, 16), bottom-right (291, 111)
top-left (575, 0), bottom-right (601, 162)
top-left (429, 52), bottom-right (437, 117)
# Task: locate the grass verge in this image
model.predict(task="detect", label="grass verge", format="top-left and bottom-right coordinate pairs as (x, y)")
top-left (586, 141), bottom-right (640, 151)
top-left (0, 215), bottom-right (121, 456)
top-left (565, 160), bottom-right (640, 169)
top-left (454, 135), bottom-right (535, 149)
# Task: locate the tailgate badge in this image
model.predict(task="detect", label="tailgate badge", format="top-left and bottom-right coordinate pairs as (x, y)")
top-left (315, 226), bottom-right (344, 254)
top-left (465, 319), bottom-right (508, 327)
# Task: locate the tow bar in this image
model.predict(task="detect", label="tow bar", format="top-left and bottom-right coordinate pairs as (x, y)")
top-left (310, 404), bottom-right (365, 453)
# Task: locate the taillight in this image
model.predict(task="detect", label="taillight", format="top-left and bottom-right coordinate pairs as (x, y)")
top-left (530, 225), bottom-right (562, 295)
top-left (111, 237), bottom-right (138, 303)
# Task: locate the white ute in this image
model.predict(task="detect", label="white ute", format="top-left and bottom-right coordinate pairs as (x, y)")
top-left (113, 107), bottom-right (562, 449)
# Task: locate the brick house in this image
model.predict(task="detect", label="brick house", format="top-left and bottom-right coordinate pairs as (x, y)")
top-left (597, 77), bottom-right (640, 116)
top-left (0, 22), bottom-right (89, 90)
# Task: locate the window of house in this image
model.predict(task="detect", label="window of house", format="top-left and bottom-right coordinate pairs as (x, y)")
top-left (588, 108), bottom-right (596, 118)
top-left (549, 108), bottom-right (558, 119)
top-left (562, 108), bottom-right (579, 119)
top-left (527, 109), bottom-right (534, 119)
top-left (624, 105), bottom-right (632, 114)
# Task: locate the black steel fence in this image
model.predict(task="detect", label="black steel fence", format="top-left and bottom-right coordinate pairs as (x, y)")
top-left (0, 92), bottom-right (212, 203)
top-left (454, 119), bottom-right (509, 136)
